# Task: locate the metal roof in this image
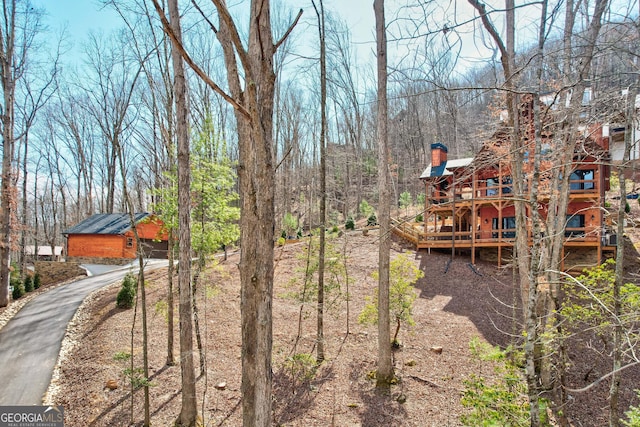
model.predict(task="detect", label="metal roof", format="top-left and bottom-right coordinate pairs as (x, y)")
top-left (419, 157), bottom-right (473, 179)
top-left (63, 213), bottom-right (150, 235)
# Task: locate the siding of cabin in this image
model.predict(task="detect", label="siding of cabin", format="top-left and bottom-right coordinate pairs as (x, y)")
top-left (65, 215), bottom-right (168, 260)
top-left (67, 234), bottom-right (133, 259)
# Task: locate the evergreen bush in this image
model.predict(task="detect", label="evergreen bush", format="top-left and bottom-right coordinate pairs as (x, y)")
top-left (116, 273), bottom-right (137, 309)
top-left (367, 213), bottom-right (377, 226)
top-left (33, 273), bottom-right (41, 289)
top-left (345, 216), bottom-right (355, 230)
top-left (24, 275), bottom-right (34, 293)
top-left (626, 201), bottom-right (631, 214)
top-left (11, 278), bottom-right (24, 300)
top-left (415, 213), bottom-right (423, 223)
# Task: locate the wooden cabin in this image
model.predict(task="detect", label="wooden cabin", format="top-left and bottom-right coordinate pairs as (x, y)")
top-left (393, 98), bottom-right (616, 271)
top-left (63, 213), bottom-right (169, 262)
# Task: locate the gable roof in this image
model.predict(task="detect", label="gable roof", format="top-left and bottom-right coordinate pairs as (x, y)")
top-left (420, 157), bottom-right (474, 179)
top-left (63, 213), bottom-right (150, 236)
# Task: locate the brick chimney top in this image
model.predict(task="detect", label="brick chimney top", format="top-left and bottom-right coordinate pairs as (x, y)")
top-left (431, 143), bottom-right (448, 167)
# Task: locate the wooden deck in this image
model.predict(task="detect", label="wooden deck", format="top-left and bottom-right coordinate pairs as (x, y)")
top-left (391, 217), bottom-right (616, 269)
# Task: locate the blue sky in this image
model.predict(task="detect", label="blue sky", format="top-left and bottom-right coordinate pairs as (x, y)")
top-left (33, 0), bottom-right (123, 54)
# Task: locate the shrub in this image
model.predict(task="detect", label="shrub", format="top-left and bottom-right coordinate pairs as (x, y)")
top-left (11, 278), bottom-right (24, 300)
top-left (359, 254), bottom-right (423, 347)
top-left (359, 199), bottom-right (374, 218)
top-left (415, 213), bottom-right (423, 223)
top-left (345, 216), bottom-right (355, 230)
top-left (416, 193), bottom-right (426, 205)
top-left (283, 353), bottom-right (317, 384)
top-left (626, 201), bottom-right (631, 214)
top-left (276, 236), bottom-right (286, 247)
top-left (399, 191), bottom-right (412, 210)
top-left (116, 273), bottom-right (137, 309)
top-left (283, 212), bottom-right (298, 238)
top-left (331, 225), bottom-right (339, 234)
top-left (624, 390), bottom-right (640, 427)
top-left (33, 273), bottom-right (41, 290)
top-left (23, 276), bottom-right (34, 293)
top-left (113, 351), bottom-right (131, 362)
top-left (367, 213), bottom-right (377, 226)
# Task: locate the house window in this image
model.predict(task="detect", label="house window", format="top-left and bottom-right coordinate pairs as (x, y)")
top-left (565, 214), bottom-right (585, 237)
top-left (126, 237), bottom-right (134, 248)
top-left (570, 170), bottom-right (595, 191)
top-left (492, 217), bottom-right (516, 238)
top-left (502, 176), bottom-right (513, 194)
top-left (487, 178), bottom-right (498, 196)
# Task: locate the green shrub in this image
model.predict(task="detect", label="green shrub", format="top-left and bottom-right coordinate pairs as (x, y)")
top-left (283, 212), bottom-right (298, 238)
top-left (277, 236), bottom-right (286, 247)
top-left (113, 351), bottom-right (131, 362)
top-left (399, 191), bottom-right (412, 211)
top-left (283, 353), bottom-right (317, 384)
top-left (331, 225), bottom-right (339, 234)
top-left (345, 216), bottom-right (355, 230)
top-left (416, 193), bottom-right (426, 205)
top-left (624, 390), bottom-right (640, 427)
top-left (11, 278), bottom-right (24, 300)
top-left (460, 338), bottom-right (548, 426)
top-left (33, 273), bottom-right (41, 289)
top-left (625, 202), bottom-right (631, 214)
top-left (367, 213), bottom-right (377, 226)
top-left (359, 254), bottom-right (423, 347)
top-left (24, 276), bottom-right (34, 293)
top-left (359, 199), bottom-right (374, 218)
top-left (415, 213), bottom-right (423, 222)
top-left (116, 273), bottom-right (137, 309)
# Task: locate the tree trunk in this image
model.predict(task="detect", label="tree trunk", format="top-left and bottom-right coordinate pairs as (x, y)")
top-left (610, 85), bottom-right (636, 427)
top-left (312, 0), bottom-right (327, 365)
top-left (216, 1), bottom-right (277, 424)
top-left (167, 230), bottom-right (176, 366)
top-left (0, 0), bottom-right (16, 308)
top-left (374, 0), bottom-right (393, 389)
top-left (166, 0), bottom-right (197, 424)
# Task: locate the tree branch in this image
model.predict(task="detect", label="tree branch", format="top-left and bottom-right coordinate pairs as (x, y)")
top-left (150, 0), bottom-right (250, 120)
top-left (209, 0), bottom-right (252, 78)
top-left (274, 8), bottom-right (303, 51)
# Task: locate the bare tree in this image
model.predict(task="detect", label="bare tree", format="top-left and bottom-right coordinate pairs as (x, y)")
top-left (0, 0), bottom-right (46, 307)
top-left (164, 0), bottom-right (197, 424)
top-left (374, 0), bottom-right (393, 388)
top-left (311, 0), bottom-right (327, 365)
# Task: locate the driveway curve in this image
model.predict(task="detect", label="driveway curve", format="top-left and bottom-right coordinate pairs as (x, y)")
top-left (0, 260), bottom-right (167, 405)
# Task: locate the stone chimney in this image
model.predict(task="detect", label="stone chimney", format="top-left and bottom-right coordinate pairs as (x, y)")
top-left (431, 143), bottom-right (448, 167)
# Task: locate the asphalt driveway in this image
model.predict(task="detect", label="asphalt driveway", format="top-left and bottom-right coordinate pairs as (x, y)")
top-left (0, 260), bottom-right (166, 405)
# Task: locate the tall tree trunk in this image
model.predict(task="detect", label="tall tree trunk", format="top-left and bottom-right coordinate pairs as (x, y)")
top-left (166, 0), bottom-right (197, 424)
top-left (19, 131), bottom-right (29, 279)
top-left (216, 2), bottom-right (278, 424)
top-left (374, 0), bottom-right (393, 388)
top-left (610, 86), bottom-right (636, 427)
top-left (154, 1), bottom-right (299, 423)
top-left (0, 0), bottom-right (16, 308)
top-left (166, 230), bottom-right (176, 366)
top-left (312, 0), bottom-right (327, 365)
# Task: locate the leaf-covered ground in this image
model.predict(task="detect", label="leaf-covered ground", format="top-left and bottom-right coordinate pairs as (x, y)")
top-left (44, 229), bottom-right (640, 426)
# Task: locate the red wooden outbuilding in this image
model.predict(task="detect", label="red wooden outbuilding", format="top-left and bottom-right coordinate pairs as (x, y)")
top-left (63, 213), bottom-right (168, 260)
